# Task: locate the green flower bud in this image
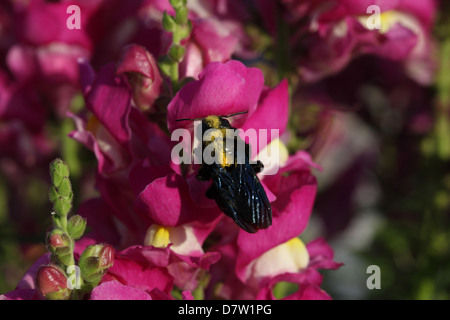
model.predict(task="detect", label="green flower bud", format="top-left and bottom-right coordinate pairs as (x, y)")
top-left (79, 244), bottom-right (115, 285)
top-left (49, 158), bottom-right (70, 187)
top-left (169, 45), bottom-right (186, 62)
top-left (49, 186), bottom-right (58, 204)
top-left (49, 158), bottom-right (73, 218)
top-left (67, 215), bottom-right (87, 240)
top-left (52, 195), bottom-right (72, 217)
top-left (47, 229), bottom-right (74, 266)
top-left (57, 177), bottom-right (72, 197)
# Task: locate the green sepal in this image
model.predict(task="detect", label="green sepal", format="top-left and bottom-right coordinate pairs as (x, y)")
top-left (169, 45), bottom-right (186, 62)
top-left (162, 11), bottom-right (177, 32)
top-left (175, 6), bottom-right (188, 25)
top-left (67, 215), bottom-right (87, 240)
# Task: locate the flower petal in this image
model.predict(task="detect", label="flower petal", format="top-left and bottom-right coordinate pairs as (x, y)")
top-left (167, 60), bottom-right (264, 131)
top-left (90, 281), bottom-right (152, 300)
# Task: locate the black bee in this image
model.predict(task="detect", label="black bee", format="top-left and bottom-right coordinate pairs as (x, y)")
top-left (176, 112), bottom-right (272, 233)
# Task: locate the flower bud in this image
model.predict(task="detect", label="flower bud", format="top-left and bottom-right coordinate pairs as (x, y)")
top-left (79, 244), bottom-right (115, 285)
top-left (67, 215), bottom-right (87, 240)
top-left (49, 158), bottom-right (69, 187)
top-left (117, 44), bottom-right (163, 111)
top-left (49, 159), bottom-right (73, 217)
top-left (36, 265), bottom-right (71, 300)
top-left (169, 45), bottom-right (186, 63)
top-left (47, 229), bottom-right (73, 266)
top-left (47, 229), bottom-right (71, 252)
top-left (52, 195), bottom-right (73, 217)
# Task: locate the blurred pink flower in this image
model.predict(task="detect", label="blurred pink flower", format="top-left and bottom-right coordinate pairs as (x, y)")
top-left (259, 0), bottom-right (438, 84)
top-left (117, 44), bottom-right (163, 112)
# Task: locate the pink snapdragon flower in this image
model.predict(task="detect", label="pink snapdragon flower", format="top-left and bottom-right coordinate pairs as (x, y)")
top-left (259, 0), bottom-right (437, 84)
top-left (164, 59), bottom-right (341, 298)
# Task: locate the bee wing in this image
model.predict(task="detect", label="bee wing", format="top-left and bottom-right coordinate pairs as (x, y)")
top-left (209, 163), bottom-right (272, 233)
top-left (235, 162), bottom-right (272, 231)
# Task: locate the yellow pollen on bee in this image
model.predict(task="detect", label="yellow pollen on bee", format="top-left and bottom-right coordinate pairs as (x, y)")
top-left (204, 116), bottom-right (221, 129)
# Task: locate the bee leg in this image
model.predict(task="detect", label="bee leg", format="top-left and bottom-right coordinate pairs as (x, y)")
top-left (251, 160), bottom-right (264, 174)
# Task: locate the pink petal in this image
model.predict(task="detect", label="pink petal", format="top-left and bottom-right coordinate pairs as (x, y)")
top-left (0, 289), bottom-right (42, 300)
top-left (191, 18), bottom-right (238, 65)
top-left (307, 238), bottom-right (343, 270)
top-left (77, 198), bottom-right (122, 247)
top-left (116, 44), bottom-right (162, 110)
top-left (135, 173), bottom-right (222, 226)
top-left (167, 60), bottom-right (264, 131)
top-left (90, 281), bottom-right (152, 300)
top-left (182, 291), bottom-right (194, 300)
top-left (106, 256), bottom-right (173, 294)
top-left (235, 172), bottom-right (317, 282)
top-left (86, 63), bottom-right (132, 146)
top-left (241, 79), bottom-right (289, 158)
top-left (16, 253), bottom-right (51, 291)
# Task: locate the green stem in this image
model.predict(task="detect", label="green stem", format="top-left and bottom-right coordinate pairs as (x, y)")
top-left (434, 38), bottom-right (450, 160)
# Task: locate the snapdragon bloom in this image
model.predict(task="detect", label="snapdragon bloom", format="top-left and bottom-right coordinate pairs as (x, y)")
top-left (65, 55), bottom-right (341, 299)
top-left (257, 0), bottom-right (437, 84)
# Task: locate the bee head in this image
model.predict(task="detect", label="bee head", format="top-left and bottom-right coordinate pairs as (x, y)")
top-left (176, 111), bottom-right (248, 130)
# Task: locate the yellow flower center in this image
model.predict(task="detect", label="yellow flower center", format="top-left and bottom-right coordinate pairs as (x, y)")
top-left (144, 225), bottom-right (170, 248)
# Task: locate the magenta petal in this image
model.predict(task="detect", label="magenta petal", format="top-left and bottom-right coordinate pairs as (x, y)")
top-left (129, 159), bottom-right (174, 195)
top-left (78, 58), bottom-right (96, 95)
top-left (191, 18), bottom-right (238, 65)
top-left (116, 44), bottom-right (162, 109)
top-left (0, 289), bottom-right (42, 300)
top-left (86, 63), bottom-right (132, 145)
top-left (18, 1), bottom-right (91, 49)
top-left (369, 24), bottom-right (418, 61)
top-left (77, 198), bottom-right (122, 247)
top-left (106, 256), bottom-right (173, 294)
top-left (17, 253), bottom-right (51, 291)
top-left (182, 291), bottom-right (194, 300)
top-left (235, 172), bottom-right (317, 281)
top-left (136, 173), bottom-right (222, 226)
top-left (241, 79), bottom-right (289, 157)
top-left (256, 268), bottom-right (328, 300)
top-left (281, 150), bottom-right (323, 173)
top-left (167, 60), bottom-right (264, 131)
top-left (307, 238), bottom-right (343, 270)
top-left (398, 0), bottom-right (437, 30)
top-left (90, 281), bottom-right (152, 300)
top-left (115, 245), bottom-right (220, 291)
